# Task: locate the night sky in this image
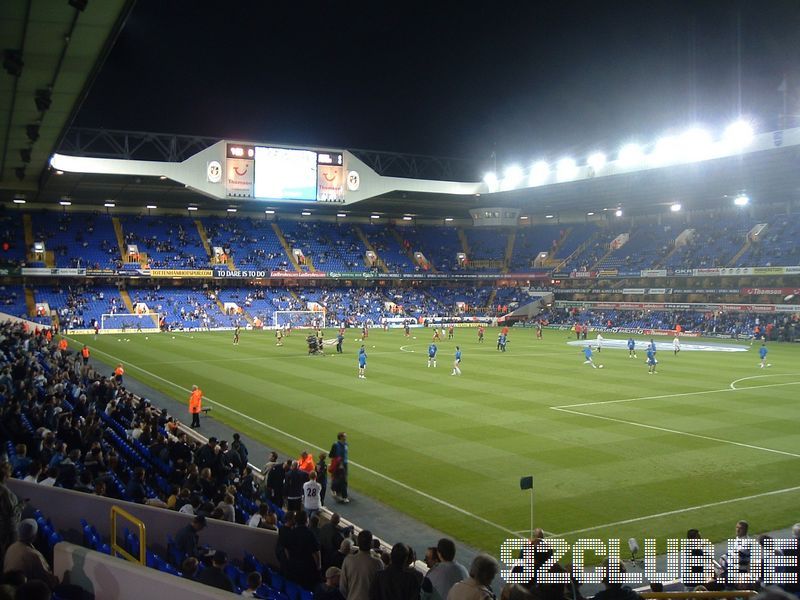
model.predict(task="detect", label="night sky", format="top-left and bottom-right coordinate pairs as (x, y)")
top-left (74, 0), bottom-right (800, 167)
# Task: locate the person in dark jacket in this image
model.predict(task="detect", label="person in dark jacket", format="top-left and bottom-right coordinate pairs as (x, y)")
top-left (266, 460), bottom-right (286, 507)
top-left (196, 550), bottom-right (234, 592)
top-left (284, 460), bottom-right (308, 512)
top-left (286, 510), bottom-right (321, 590)
top-left (369, 543), bottom-right (420, 600)
top-left (174, 515), bottom-right (206, 559)
top-left (592, 561), bottom-right (643, 600)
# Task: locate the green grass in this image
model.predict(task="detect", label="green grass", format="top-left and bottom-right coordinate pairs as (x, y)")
top-left (68, 328), bottom-right (800, 555)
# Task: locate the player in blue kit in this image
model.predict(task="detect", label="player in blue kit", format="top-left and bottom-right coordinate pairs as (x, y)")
top-left (451, 346), bottom-right (462, 376)
top-left (583, 345), bottom-right (597, 368)
top-left (646, 345), bottom-right (658, 374)
top-left (759, 343), bottom-right (770, 368)
top-left (627, 337), bottom-right (636, 359)
top-left (428, 343), bottom-right (438, 368)
top-left (357, 345), bottom-right (367, 379)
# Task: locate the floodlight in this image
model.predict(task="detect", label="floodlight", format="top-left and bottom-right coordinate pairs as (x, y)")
top-left (370, 215), bottom-right (380, 219)
top-left (618, 143), bottom-right (644, 166)
top-left (670, 203), bottom-right (682, 212)
top-left (733, 194), bottom-right (749, 206)
top-left (615, 209), bottom-right (623, 217)
top-left (520, 216), bottom-right (529, 220)
top-left (528, 161), bottom-right (550, 186)
top-left (301, 210), bottom-right (311, 216)
top-left (402, 216), bottom-right (413, 221)
top-left (545, 214), bottom-right (554, 219)
top-left (680, 128), bottom-right (713, 161)
top-left (556, 158), bottom-right (577, 181)
top-left (586, 211), bottom-right (595, 216)
top-left (103, 202), bottom-right (115, 208)
top-left (187, 206), bottom-right (198, 211)
top-left (146, 205), bottom-right (157, 209)
top-left (444, 217), bottom-right (454, 222)
top-left (59, 200), bottom-right (72, 206)
top-left (264, 209), bottom-right (275, 214)
top-left (227, 208), bottom-right (237, 213)
top-left (587, 152), bottom-right (606, 171)
top-left (13, 199), bottom-right (26, 204)
top-left (724, 120), bottom-right (754, 149)
top-left (651, 136), bottom-right (680, 165)
top-left (336, 213), bottom-right (347, 218)
top-left (503, 165), bottom-right (524, 188)
top-left (483, 172), bottom-right (498, 191)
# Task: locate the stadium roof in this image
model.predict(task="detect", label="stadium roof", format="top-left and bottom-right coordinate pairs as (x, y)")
top-left (0, 0), bottom-right (134, 195)
top-left (37, 128), bottom-right (800, 220)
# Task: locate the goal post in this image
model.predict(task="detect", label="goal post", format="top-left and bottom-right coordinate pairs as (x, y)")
top-left (273, 310), bottom-right (326, 329)
top-left (100, 312), bottom-right (162, 332)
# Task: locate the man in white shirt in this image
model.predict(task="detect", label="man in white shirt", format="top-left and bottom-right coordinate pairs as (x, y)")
top-left (302, 471), bottom-right (322, 521)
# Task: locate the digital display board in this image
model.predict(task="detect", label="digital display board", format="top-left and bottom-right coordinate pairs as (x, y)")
top-left (253, 147), bottom-right (318, 201)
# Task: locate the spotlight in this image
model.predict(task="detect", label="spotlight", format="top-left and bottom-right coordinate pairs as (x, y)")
top-left (503, 165), bottom-right (524, 187)
top-left (26, 124), bottom-right (39, 143)
top-left (733, 194), bottom-right (749, 206)
top-left (670, 203), bottom-right (682, 212)
top-left (587, 152), bottom-right (606, 171)
top-left (3, 49), bottom-right (23, 77)
top-left (618, 143), bottom-right (644, 166)
top-left (556, 158), bottom-right (577, 181)
top-left (528, 161), bottom-right (550, 186)
top-left (483, 172), bottom-right (498, 192)
top-left (19, 149), bottom-right (31, 164)
top-left (724, 120), bottom-right (754, 150)
top-left (34, 89), bottom-right (52, 112)
top-left (14, 167), bottom-right (25, 181)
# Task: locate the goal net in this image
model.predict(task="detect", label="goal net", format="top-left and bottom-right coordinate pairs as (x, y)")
top-left (273, 310), bottom-right (326, 329)
top-left (100, 313), bottom-right (162, 332)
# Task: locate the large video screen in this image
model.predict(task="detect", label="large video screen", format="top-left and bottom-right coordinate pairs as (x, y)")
top-left (253, 147), bottom-right (317, 201)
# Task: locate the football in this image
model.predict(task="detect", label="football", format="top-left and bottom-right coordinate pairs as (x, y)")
top-left (598, 364), bottom-right (604, 369)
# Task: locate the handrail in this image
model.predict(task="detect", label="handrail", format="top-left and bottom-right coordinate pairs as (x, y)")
top-left (110, 505), bottom-right (146, 565)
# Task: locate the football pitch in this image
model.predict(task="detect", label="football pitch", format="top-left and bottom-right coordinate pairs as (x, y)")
top-left (69, 327), bottom-right (800, 554)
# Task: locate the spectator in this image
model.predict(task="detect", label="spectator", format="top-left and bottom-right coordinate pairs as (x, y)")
top-left (174, 515), bottom-right (206, 559)
top-left (591, 561), bottom-right (642, 600)
top-left (341, 529), bottom-right (383, 600)
top-left (126, 467), bottom-right (147, 503)
top-left (316, 566), bottom-right (346, 600)
top-left (286, 510), bottom-right (321, 590)
top-left (303, 471), bottom-right (322, 521)
top-left (0, 463), bottom-right (22, 560)
top-left (447, 553), bottom-right (499, 600)
top-left (216, 493), bottom-right (236, 522)
top-left (284, 461), bottom-right (308, 512)
top-left (319, 513), bottom-right (346, 571)
top-left (423, 538), bottom-right (468, 600)
top-left (181, 557), bottom-right (199, 580)
top-left (196, 550), bottom-right (234, 593)
top-left (369, 542), bottom-right (420, 600)
top-left (241, 571), bottom-right (262, 597)
top-left (2, 520), bottom-right (58, 588)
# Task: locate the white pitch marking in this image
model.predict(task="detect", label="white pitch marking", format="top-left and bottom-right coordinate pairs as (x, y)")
top-left (554, 484), bottom-right (800, 537)
top-left (399, 345), bottom-right (416, 353)
top-left (550, 406), bottom-right (800, 459)
top-left (729, 373), bottom-right (800, 390)
top-left (75, 339), bottom-right (521, 538)
top-left (555, 379), bottom-right (800, 409)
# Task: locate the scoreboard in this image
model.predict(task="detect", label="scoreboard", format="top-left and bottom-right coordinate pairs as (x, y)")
top-left (225, 143), bottom-right (344, 202)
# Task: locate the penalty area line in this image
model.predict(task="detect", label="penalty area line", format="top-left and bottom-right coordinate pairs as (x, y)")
top-left (549, 406), bottom-right (800, 459)
top-left (76, 339), bottom-right (522, 538)
top-left (554, 484), bottom-right (800, 537)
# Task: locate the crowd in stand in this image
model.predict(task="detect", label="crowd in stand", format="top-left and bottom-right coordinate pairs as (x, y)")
top-left (542, 307), bottom-right (799, 340)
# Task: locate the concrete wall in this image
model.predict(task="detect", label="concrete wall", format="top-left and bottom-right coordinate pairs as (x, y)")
top-left (53, 542), bottom-right (239, 600)
top-left (8, 479), bottom-right (279, 568)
